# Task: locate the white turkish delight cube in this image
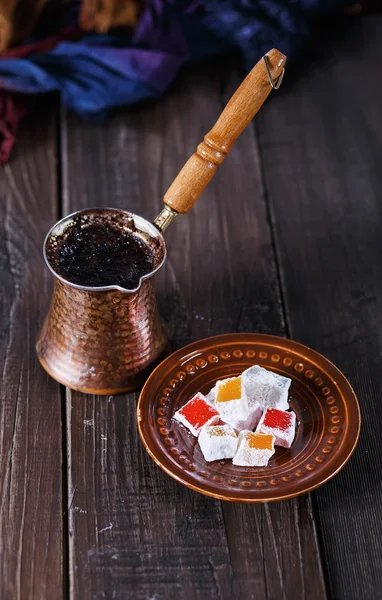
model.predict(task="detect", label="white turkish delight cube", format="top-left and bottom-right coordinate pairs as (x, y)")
top-left (216, 399), bottom-right (262, 432)
top-left (198, 423), bottom-right (238, 462)
top-left (242, 365), bottom-right (291, 411)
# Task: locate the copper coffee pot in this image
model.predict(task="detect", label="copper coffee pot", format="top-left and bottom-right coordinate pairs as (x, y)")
top-left (36, 50), bottom-right (286, 394)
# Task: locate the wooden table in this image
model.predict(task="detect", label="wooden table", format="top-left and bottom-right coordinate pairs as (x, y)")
top-left (1, 16), bottom-right (381, 600)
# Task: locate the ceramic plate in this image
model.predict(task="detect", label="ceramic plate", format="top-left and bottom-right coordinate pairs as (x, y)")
top-left (137, 334), bottom-right (361, 502)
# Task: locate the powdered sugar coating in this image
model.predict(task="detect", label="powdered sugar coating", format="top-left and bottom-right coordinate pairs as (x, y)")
top-left (233, 430), bottom-right (275, 467)
top-left (216, 398), bottom-right (262, 432)
top-left (205, 386), bottom-right (216, 404)
top-left (242, 365), bottom-right (291, 411)
top-left (256, 408), bottom-right (296, 448)
top-left (198, 423), bottom-right (238, 462)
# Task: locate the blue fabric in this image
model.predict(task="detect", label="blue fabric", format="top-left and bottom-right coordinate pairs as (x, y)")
top-left (0, 0), bottom-right (352, 119)
top-left (201, 0), bottom-right (351, 67)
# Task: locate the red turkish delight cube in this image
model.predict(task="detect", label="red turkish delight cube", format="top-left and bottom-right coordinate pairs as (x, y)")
top-left (256, 408), bottom-right (296, 448)
top-left (173, 393), bottom-right (220, 436)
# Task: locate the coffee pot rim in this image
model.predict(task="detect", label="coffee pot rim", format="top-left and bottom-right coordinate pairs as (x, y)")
top-left (43, 207), bottom-right (167, 294)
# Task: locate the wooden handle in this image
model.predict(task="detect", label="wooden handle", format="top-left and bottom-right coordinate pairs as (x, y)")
top-left (163, 49), bottom-right (286, 214)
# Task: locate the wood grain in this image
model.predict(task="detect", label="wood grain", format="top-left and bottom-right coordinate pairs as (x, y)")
top-left (163, 49), bottom-right (286, 214)
top-left (0, 102), bottom-right (63, 599)
top-left (61, 57), bottom-right (325, 599)
top-left (256, 16), bottom-right (382, 600)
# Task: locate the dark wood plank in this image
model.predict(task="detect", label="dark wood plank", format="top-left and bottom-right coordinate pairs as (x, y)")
top-left (0, 102), bottom-right (63, 599)
top-left (61, 79), bottom-right (234, 600)
top-left (256, 16), bottom-right (382, 600)
top-left (62, 59), bottom-right (326, 599)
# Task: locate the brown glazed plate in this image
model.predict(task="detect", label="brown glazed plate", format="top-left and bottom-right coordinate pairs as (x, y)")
top-left (137, 333), bottom-right (361, 502)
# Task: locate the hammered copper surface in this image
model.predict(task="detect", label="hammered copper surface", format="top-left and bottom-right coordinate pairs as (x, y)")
top-left (37, 278), bottom-right (168, 394)
top-left (137, 333), bottom-right (361, 502)
top-left (37, 208), bottom-right (168, 394)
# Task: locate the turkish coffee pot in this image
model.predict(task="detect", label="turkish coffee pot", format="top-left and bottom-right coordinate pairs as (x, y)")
top-left (36, 49), bottom-right (286, 394)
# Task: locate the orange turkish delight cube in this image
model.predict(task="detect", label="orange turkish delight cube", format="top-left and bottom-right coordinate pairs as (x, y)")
top-left (233, 430), bottom-right (275, 467)
top-left (215, 376), bottom-right (242, 403)
top-left (246, 432), bottom-right (274, 451)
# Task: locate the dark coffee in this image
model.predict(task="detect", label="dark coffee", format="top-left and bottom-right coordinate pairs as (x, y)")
top-left (56, 220), bottom-right (154, 289)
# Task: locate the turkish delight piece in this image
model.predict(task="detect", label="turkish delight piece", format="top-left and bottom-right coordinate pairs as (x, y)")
top-left (242, 365), bottom-right (291, 411)
top-left (198, 423), bottom-right (238, 462)
top-left (215, 375), bottom-right (248, 410)
top-left (207, 375), bottom-right (248, 408)
top-left (173, 393), bottom-right (220, 437)
top-left (233, 430), bottom-right (275, 467)
top-left (215, 376), bottom-right (242, 403)
top-left (216, 398), bottom-right (262, 432)
top-left (212, 375), bottom-right (260, 431)
top-left (256, 408), bottom-right (296, 448)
